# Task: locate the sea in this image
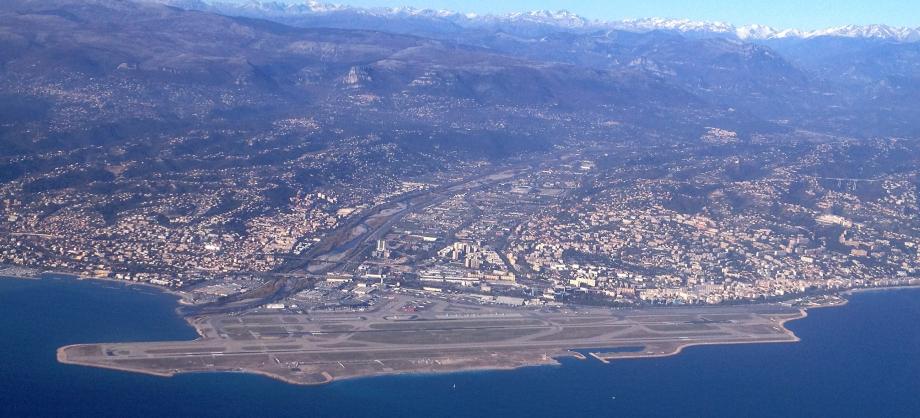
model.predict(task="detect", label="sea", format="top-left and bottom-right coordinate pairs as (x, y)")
top-left (0, 276), bottom-right (918, 418)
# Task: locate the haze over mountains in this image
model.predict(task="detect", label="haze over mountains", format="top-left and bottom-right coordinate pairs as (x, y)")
top-left (3, 0), bottom-right (919, 143)
top-left (162, 0), bottom-right (920, 42)
top-left (154, 1), bottom-right (920, 137)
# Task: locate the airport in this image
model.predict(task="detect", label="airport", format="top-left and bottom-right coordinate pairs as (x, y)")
top-left (59, 295), bottom-right (806, 385)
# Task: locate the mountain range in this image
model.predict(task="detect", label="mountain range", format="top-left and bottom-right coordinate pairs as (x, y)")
top-left (1, 0), bottom-right (920, 238)
top-left (158, 0), bottom-right (920, 42)
top-left (2, 0), bottom-right (920, 169)
top-left (145, 0), bottom-right (920, 137)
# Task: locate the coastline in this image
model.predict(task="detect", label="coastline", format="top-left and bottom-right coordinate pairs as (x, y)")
top-left (841, 285), bottom-right (920, 297)
top-left (0, 274), bottom-right (41, 281)
top-left (56, 342), bottom-right (569, 386)
top-left (218, 289), bottom-right (916, 386)
top-left (589, 307), bottom-right (808, 362)
top-left (0, 265), bottom-right (42, 280)
top-left (11, 260), bottom-right (916, 315)
top-left (55, 308), bottom-right (812, 386)
top-left (800, 284), bottom-right (920, 313)
top-left (57, 346), bottom-right (176, 379)
top-left (20, 273), bottom-right (920, 417)
top-left (44, 275), bottom-right (920, 386)
top-left (71, 275), bottom-right (191, 304)
top-left (32, 269), bottom-right (193, 305)
top-left (590, 337), bottom-right (802, 363)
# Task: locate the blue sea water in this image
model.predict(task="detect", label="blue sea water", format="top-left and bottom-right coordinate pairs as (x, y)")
top-left (1, 277), bottom-right (918, 418)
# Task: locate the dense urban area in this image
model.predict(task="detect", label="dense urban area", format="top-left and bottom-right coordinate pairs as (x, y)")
top-left (2, 0), bottom-right (920, 315)
top-left (3, 132), bottom-right (918, 310)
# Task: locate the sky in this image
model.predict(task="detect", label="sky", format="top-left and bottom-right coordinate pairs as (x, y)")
top-left (323, 0), bottom-right (919, 30)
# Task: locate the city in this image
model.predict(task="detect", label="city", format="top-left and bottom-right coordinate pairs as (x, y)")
top-left (1, 0), bottom-right (920, 416)
top-left (3, 134), bottom-right (918, 312)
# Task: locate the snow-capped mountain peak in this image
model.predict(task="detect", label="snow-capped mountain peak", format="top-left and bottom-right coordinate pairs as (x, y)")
top-left (613, 18), bottom-right (736, 35)
top-left (735, 24), bottom-right (778, 40)
top-left (495, 9), bottom-right (590, 29)
top-left (154, 0), bottom-right (920, 43)
top-left (806, 24), bottom-right (920, 42)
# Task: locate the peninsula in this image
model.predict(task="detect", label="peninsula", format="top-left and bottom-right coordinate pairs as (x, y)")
top-left (58, 294), bottom-right (812, 385)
